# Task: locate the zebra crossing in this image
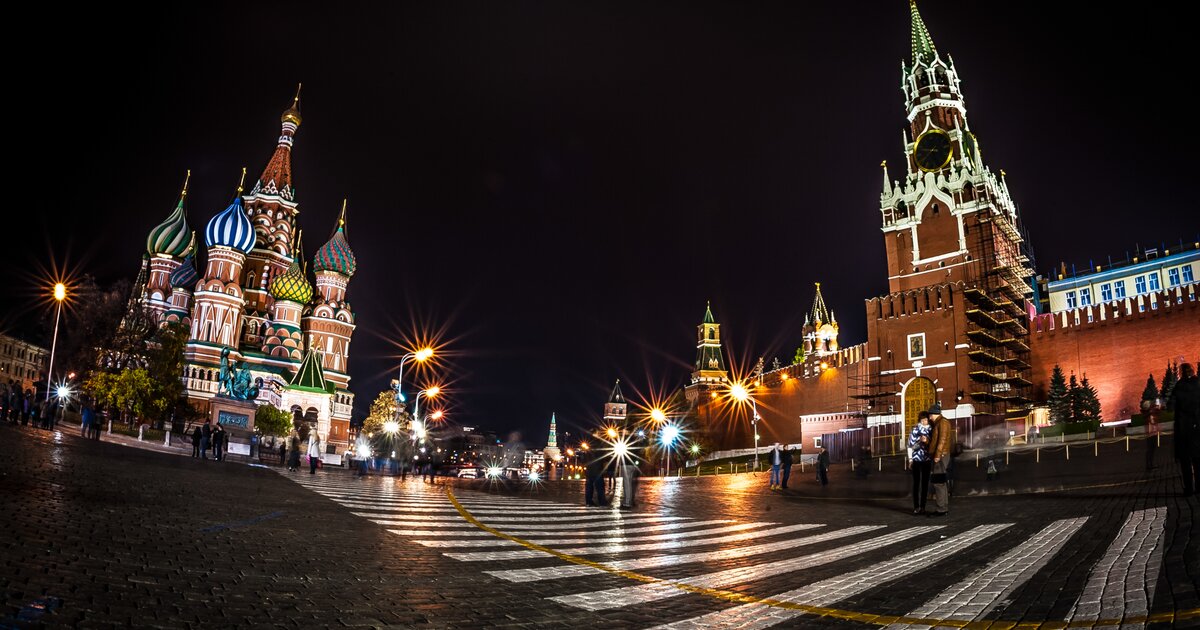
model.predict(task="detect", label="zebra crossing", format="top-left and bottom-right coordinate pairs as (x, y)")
top-left (283, 472), bottom-right (1173, 628)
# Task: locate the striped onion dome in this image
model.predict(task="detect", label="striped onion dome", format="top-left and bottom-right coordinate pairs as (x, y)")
top-left (270, 257), bottom-right (313, 303)
top-left (146, 199), bottom-right (192, 257)
top-left (313, 225), bottom-right (356, 277)
top-left (170, 252), bottom-right (200, 290)
top-left (204, 197), bottom-right (256, 253)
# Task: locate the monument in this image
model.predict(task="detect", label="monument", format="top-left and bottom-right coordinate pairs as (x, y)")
top-left (209, 347), bottom-right (263, 456)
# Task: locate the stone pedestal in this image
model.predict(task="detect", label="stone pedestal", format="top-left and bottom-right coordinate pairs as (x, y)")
top-left (210, 397), bottom-right (258, 454)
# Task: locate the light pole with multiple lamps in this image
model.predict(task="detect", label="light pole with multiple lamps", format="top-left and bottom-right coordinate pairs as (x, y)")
top-left (393, 347), bottom-right (434, 405)
top-left (45, 282), bottom-right (66, 402)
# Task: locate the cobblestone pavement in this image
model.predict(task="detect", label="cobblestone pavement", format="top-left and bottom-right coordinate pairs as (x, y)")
top-left (1, 424), bottom-right (1197, 629)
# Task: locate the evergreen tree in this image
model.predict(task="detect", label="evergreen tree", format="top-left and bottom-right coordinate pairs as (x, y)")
top-left (1068, 373), bottom-right (1083, 422)
top-left (1141, 374), bottom-right (1159, 407)
top-left (1047, 364), bottom-right (1071, 424)
top-left (1078, 375), bottom-right (1102, 422)
top-left (793, 347), bottom-right (806, 365)
top-left (1160, 362), bottom-right (1179, 405)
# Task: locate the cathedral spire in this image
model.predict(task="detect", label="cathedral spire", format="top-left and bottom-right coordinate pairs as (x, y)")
top-left (608, 379), bottom-right (625, 404)
top-left (250, 90), bottom-right (302, 202)
top-left (910, 0), bottom-right (939, 66)
top-left (703, 301), bottom-right (715, 324)
top-left (810, 282), bottom-right (831, 326)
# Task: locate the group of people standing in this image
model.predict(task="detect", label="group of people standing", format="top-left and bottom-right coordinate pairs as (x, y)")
top-left (189, 421), bottom-right (228, 461)
top-left (1, 381), bottom-right (36, 425)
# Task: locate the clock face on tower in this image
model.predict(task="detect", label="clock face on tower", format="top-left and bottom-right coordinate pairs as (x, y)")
top-left (913, 129), bottom-right (952, 172)
top-left (962, 132), bottom-right (978, 164)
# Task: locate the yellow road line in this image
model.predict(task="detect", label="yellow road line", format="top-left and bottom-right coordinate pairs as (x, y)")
top-left (446, 488), bottom-right (1197, 629)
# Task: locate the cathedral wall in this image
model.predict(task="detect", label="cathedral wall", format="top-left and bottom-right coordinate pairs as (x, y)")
top-left (1028, 288), bottom-right (1200, 421)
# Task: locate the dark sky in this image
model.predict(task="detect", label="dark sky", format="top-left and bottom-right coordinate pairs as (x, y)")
top-left (7, 2), bottom-right (1196, 443)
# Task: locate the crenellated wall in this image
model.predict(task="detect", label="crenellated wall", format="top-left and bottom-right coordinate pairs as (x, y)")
top-left (1028, 285), bottom-right (1200, 420)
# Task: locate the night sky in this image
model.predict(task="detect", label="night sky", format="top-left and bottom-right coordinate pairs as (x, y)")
top-left (7, 2), bottom-right (1196, 443)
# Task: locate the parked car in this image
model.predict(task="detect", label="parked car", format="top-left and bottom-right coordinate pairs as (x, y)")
top-left (457, 467), bottom-right (479, 479)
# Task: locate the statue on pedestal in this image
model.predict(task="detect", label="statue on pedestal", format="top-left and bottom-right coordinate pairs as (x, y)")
top-left (219, 347), bottom-right (263, 401)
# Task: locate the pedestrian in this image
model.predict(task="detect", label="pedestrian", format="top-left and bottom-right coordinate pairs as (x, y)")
top-left (1170, 363), bottom-right (1200, 497)
top-left (190, 425), bottom-right (202, 457)
top-left (355, 434), bottom-right (371, 478)
top-left (90, 409), bottom-right (103, 440)
top-left (927, 403), bottom-right (952, 517)
top-left (200, 421), bottom-right (212, 460)
top-left (908, 410), bottom-right (933, 515)
top-left (816, 446), bottom-right (830, 486)
top-left (287, 435), bottom-right (301, 472)
top-left (584, 446), bottom-right (608, 506)
top-left (38, 400), bottom-right (51, 429)
top-left (780, 447), bottom-right (794, 489)
top-left (308, 431), bottom-right (322, 474)
top-left (619, 438), bottom-right (640, 509)
top-left (212, 423), bottom-right (225, 461)
top-left (768, 442), bottom-right (783, 490)
top-left (80, 397), bottom-right (94, 438)
top-left (279, 440), bottom-right (287, 468)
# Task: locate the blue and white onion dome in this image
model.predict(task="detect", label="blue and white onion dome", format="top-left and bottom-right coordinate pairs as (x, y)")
top-left (204, 196), bottom-right (256, 254)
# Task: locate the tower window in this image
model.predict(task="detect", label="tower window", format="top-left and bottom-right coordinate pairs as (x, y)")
top-left (1183, 264), bottom-right (1195, 283)
top-left (932, 204), bottom-right (940, 216)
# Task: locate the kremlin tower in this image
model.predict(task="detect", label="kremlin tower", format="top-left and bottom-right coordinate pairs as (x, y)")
top-left (135, 93), bottom-right (358, 455)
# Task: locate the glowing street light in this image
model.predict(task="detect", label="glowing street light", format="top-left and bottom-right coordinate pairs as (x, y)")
top-left (394, 347), bottom-right (435, 404)
top-left (690, 443), bottom-right (701, 455)
top-left (605, 426), bottom-right (618, 439)
top-left (661, 423), bottom-right (680, 477)
top-left (729, 381), bottom-right (762, 470)
top-left (650, 408), bottom-right (667, 423)
top-left (45, 282), bottom-right (67, 402)
top-left (382, 420), bottom-right (401, 434)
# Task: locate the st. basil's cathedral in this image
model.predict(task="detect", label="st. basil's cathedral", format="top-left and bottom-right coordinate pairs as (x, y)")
top-left (136, 92), bottom-right (357, 454)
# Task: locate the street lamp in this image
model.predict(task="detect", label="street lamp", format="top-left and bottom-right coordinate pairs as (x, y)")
top-left (661, 423), bottom-right (680, 477)
top-left (45, 282), bottom-right (66, 402)
top-left (730, 381), bottom-right (762, 470)
top-left (394, 347), bottom-right (434, 404)
top-left (412, 386), bottom-right (440, 438)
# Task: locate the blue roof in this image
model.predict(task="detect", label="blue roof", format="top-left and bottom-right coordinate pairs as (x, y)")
top-left (1048, 249), bottom-right (1199, 290)
top-left (204, 197), bottom-right (256, 254)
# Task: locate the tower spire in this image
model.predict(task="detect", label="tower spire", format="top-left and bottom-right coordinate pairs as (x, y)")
top-left (181, 169), bottom-right (191, 199)
top-left (236, 167), bottom-right (247, 195)
top-left (810, 282), bottom-right (831, 326)
top-left (910, 0), bottom-right (939, 65)
top-left (881, 160), bottom-right (891, 195)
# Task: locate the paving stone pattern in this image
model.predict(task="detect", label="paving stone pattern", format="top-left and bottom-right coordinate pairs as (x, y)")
top-left (1, 424), bottom-right (1197, 629)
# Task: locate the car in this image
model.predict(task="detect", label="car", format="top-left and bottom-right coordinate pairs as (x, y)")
top-left (456, 467), bottom-right (479, 479)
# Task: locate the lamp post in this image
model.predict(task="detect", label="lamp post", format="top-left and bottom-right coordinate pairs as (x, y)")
top-left (394, 347), bottom-right (434, 405)
top-left (730, 382), bottom-right (761, 470)
top-left (412, 386), bottom-right (440, 439)
top-left (45, 283), bottom-right (66, 402)
top-left (661, 423), bottom-right (679, 477)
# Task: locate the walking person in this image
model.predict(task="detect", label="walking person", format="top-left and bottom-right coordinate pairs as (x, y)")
top-left (191, 425), bottom-right (202, 458)
top-left (908, 411), bottom-right (933, 514)
top-left (200, 421), bottom-right (212, 460)
top-left (768, 443), bottom-right (783, 490)
top-left (584, 446), bottom-right (608, 506)
top-left (80, 397), bottom-right (94, 438)
top-left (308, 431), bottom-right (322, 474)
top-left (1170, 363), bottom-right (1200, 497)
top-left (89, 409), bottom-right (103, 440)
top-left (212, 423), bottom-right (225, 461)
top-left (780, 447), bottom-right (794, 490)
top-left (279, 440), bottom-right (288, 468)
top-left (816, 446), bottom-right (830, 486)
top-left (287, 434), bottom-right (301, 472)
top-left (927, 404), bottom-right (953, 517)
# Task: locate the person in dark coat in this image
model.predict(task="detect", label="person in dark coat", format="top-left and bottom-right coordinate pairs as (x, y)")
top-left (279, 441), bottom-right (287, 468)
top-left (584, 446), bottom-right (608, 506)
top-left (816, 447), bottom-right (830, 486)
top-left (780, 448), bottom-right (795, 489)
top-left (200, 422), bottom-right (212, 460)
top-left (286, 435), bottom-right (302, 471)
top-left (1170, 363), bottom-right (1200, 497)
top-left (212, 423), bottom-right (225, 461)
top-left (191, 426), bottom-right (202, 458)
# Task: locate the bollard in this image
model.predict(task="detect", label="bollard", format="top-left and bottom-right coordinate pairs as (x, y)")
top-left (1066, 445), bottom-right (1070, 460)
top-left (976, 453), bottom-right (980, 467)
top-left (1126, 436), bottom-right (1130, 452)
top-left (1157, 432), bottom-right (1161, 447)
top-left (138, 425), bottom-right (144, 441)
top-left (164, 431), bottom-right (171, 447)
top-left (851, 458), bottom-right (855, 472)
top-left (878, 457), bottom-right (882, 472)
top-left (1005, 449), bottom-right (1009, 465)
top-left (1036, 448), bottom-right (1040, 463)
top-left (1094, 441), bottom-right (1098, 457)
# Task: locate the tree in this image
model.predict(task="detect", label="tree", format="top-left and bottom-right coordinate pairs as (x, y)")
top-left (1141, 373), bottom-right (1159, 409)
top-left (361, 389), bottom-right (398, 436)
top-left (793, 347), bottom-right (806, 365)
top-left (1068, 373), bottom-right (1084, 422)
top-left (1161, 362), bottom-right (1179, 406)
top-left (255, 405), bottom-right (294, 438)
top-left (1047, 364), bottom-right (1071, 424)
top-left (1077, 375), bottom-right (1102, 422)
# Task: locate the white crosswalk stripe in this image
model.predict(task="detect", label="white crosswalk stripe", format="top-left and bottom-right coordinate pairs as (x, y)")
top-left (486, 524), bottom-right (886, 583)
top-left (548, 525), bottom-right (943, 611)
top-left (648, 523), bottom-right (1012, 629)
top-left (1065, 507), bottom-right (1166, 626)
top-left (280, 470), bottom-right (1173, 629)
top-left (885, 517), bottom-right (1088, 629)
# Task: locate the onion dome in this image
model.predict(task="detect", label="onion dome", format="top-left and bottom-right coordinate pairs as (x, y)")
top-left (312, 201), bottom-right (356, 277)
top-left (204, 169), bottom-right (257, 253)
top-left (270, 236), bottom-right (313, 303)
top-left (170, 249), bottom-right (200, 290)
top-left (146, 172), bottom-right (193, 257)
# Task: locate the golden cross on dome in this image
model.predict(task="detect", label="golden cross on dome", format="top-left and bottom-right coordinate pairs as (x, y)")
top-left (236, 167), bottom-right (247, 194)
top-left (181, 169), bottom-right (191, 198)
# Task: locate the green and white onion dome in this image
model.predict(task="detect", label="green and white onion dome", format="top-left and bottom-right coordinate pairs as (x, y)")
top-left (146, 199), bottom-right (192, 257)
top-left (270, 258), bottom-right (313, 304)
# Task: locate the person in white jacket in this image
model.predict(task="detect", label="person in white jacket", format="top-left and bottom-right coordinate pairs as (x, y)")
top-left (308, 432), bottom-right (323, 474)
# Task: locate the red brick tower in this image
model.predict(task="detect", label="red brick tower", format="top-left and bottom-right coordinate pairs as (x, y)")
top-left (867, 0), bottom-right (1035, 420)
